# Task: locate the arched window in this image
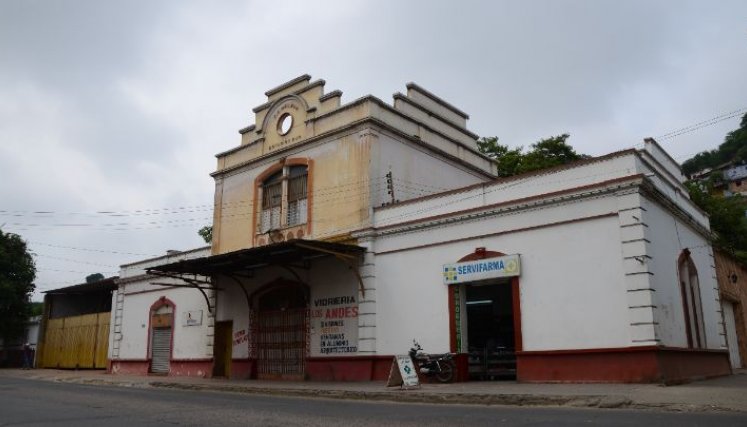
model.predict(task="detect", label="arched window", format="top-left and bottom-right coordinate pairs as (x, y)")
top-left (679, 250), bottom-right (705, 348)
top-left (259, 165), bottom-right (308, 233)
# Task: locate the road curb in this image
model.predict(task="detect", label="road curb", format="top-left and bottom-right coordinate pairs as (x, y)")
top-left (146, 381), bottom-right (728, 412)
top-left (12, 373), bottom-right (739, 413)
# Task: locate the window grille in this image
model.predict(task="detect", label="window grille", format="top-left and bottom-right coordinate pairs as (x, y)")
top-left (259, 166), bottom-right (308, 233)
top-left (261, 174), bottom-right (282, 232)
top-left (287, 172), bottom-right (308, 226)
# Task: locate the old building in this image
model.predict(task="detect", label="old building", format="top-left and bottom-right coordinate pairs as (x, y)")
top-left (714, 249), bottom-right (747, 369)
top-left (36, 278), bottom-right (117, 369)
top-left (108, 247), bottom-right (211, 376)
top-left (117, 75), bottom-right (730, 382)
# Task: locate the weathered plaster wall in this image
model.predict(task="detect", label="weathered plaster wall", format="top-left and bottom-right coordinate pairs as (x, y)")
top-left (644, 199), bottom-right (724, 350)
top-left (373, 197), bottom-right (630, 355)
top-left (114, 286), bottom-right (213, 360)
top-left (715, 249), bottom-right (747, 366)
top-left (110, 248), bottom-right (212, 364)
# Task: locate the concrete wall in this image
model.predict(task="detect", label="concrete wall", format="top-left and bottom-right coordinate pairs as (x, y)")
top-left (110, 248), bottom-right (213, 364)
top-left (715, 249), bottom-right (747, 367)
top-left (643, 198), bottom-right (724, 349)
top-left (370, 144), bottom-right (724, 357)
top-left (113, 286), bottom-right (213, 360)
top-left (373, 196), bottom-right (630, 355)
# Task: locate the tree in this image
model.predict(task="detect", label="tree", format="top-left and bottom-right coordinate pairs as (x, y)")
top-left (477, 133), bottom-right (586, 177)
top-left (476, 137), bottom-right (523, 177)
top-left (85, 273), bottom-right (105, 283)
top-left (30, 302), bottom-right (44, 317)
top-left (198, 225), bottom-right (213, 244)
top-left (0, 230), bottom-right (36, 344)
top-left (686, 181), bottom-right (747, 262)
top-left (681, 112), bottom-right (747, 177)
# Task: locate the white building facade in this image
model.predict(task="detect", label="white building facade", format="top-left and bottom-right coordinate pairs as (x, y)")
top-left (115, 76), bottom-right (730, 382)
top-left (108, 247), bottom-right (213, 376)
top-left (370, 140), bottom-right (728, 382)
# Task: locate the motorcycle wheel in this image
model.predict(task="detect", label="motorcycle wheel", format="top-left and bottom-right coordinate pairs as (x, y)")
top-left (435, 361), bottom-right (455, 383)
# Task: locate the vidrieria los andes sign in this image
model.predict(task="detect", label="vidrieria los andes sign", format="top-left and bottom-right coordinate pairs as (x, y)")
top-left (442, 254), bottom-right (521, 285)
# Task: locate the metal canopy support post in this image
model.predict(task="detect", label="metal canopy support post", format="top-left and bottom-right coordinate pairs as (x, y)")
top-left (334, 254), bottom-right (366, 298)
top-left (151, 282), bottom-right (223, 291)
top-left (148, 270), bottom-right (215, 313)
top-left (295, 241), bottom-right (365, 298)
top-left (225, 274), bottom-right (252, 312)
top-left (146, 240), bottom-right (367, 305)
top-left (271, 264), bottom-right (307, 287)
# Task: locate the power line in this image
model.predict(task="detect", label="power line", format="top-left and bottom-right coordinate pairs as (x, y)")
top-left (0, 176), bottom-right (391, 218)
top-left (38, 268), bottom-right (117, 275)
top-left (29, 241), bottom-right (160, 257)
top-left (656, 108), bottom-right (746, 141)
top-left (31, 253), bottom-right (117, 268)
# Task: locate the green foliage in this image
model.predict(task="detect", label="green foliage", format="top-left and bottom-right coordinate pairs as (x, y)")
top-left (198, 225), bottom-right (213, 244)
top-left (477, 134), bottom-right (586, 177)
top-left (0, 230), bottom-right (36, 343)
top-left (681, 113), bottom-right (747, 177)
top-left (30, 301), bottom-right (43, 317)
top-left (686, 181), bottom-right (747, 260)
top-left (85, 273), bottom-right (105, 283)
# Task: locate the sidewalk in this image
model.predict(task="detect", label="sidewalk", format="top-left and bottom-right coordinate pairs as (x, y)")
top-left (2, 368), bottom-right (746, 412)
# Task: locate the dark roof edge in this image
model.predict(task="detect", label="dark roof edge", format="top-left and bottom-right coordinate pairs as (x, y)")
top-left (405, 82), bottom-right (469, 119)
top-left (264, 74), bottom-right (312, 97)
top-left (43, 276), bottom-right (119, 294)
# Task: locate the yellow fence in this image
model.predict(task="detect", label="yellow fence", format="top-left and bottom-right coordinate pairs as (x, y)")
top-left (40, 312), bottom-right (110, 369)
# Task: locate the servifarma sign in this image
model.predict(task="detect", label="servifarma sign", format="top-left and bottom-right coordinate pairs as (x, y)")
top-left (442, 254), bottom-right (521, 285)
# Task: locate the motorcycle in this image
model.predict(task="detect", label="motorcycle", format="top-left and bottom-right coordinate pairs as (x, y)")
top-left (409, 340), bottom-right (455, 383)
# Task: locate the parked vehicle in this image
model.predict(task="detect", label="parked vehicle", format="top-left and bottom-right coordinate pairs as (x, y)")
top-left (409, 340), bottom-right (455, 383)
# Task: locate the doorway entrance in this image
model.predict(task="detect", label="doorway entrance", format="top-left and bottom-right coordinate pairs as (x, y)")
top-left (255, 284), bottom-right (308, 380)
top-left (149, 302), bottom-right (173, 374)
top-left (465, 280), bottom-right (517, 380)
top-left (213, 321), bottom-right (233, 377)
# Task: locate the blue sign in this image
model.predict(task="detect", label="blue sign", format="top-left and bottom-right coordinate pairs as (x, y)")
top-left (443, 254), bottom-right (520, 284)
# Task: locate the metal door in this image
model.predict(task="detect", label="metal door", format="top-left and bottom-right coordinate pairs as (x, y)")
top-left (151, 327), bottom-right (171, 374)
top-left (256, 308), bottom-right (307, 380)
top-left (723, 301), bottom-right (742, 369)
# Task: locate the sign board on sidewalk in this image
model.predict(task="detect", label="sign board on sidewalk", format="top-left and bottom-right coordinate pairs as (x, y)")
top-left (386, 355), bottom-right (420, 389)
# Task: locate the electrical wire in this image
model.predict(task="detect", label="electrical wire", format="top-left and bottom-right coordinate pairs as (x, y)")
top-left (656, 108), bottom-right (747, 141)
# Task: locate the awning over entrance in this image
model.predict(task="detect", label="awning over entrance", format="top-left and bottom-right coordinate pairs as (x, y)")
top-left (148, 239), bottom-right (365, 276)
top-left (146, 239), bottom-right (367, 313)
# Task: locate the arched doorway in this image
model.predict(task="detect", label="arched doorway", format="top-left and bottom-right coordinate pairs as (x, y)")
top-left (253, 280), bottom-right (309, 380)
top-left (448, 250), bottom-right (522, 381)
top-left (678, 249), bottom-right (705, 348)
top-left (149, 298), bottom-right (174, 374)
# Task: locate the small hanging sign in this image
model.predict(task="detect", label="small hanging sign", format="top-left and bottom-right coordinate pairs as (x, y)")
top-left (183, 310), bottom-right (203, 326)
top-left (386, 355), bottom-right (420, 389)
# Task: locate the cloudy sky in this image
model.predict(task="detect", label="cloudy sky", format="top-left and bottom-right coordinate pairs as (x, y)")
top-left (1, 0), bottom-right (745, 299)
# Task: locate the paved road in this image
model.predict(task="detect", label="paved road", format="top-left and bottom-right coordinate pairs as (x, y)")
top-left (1, 376), bottom-right (746, 427)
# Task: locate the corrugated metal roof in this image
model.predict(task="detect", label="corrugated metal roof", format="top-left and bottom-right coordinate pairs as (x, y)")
top-left (148, 239), bottom-right (365, 276)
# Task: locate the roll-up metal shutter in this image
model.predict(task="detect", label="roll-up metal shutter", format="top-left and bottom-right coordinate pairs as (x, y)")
top-left (151, 327), bottom-right (171, 374)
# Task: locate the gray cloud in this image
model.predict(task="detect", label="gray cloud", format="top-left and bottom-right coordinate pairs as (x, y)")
top-left (1, 0), bottom-right (745, 298)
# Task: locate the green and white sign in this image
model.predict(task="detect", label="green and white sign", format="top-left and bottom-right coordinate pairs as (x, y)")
top-left (386, 355), bottom-right (420, 389)
top-left (443, 254), bottom-right (521, 284)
